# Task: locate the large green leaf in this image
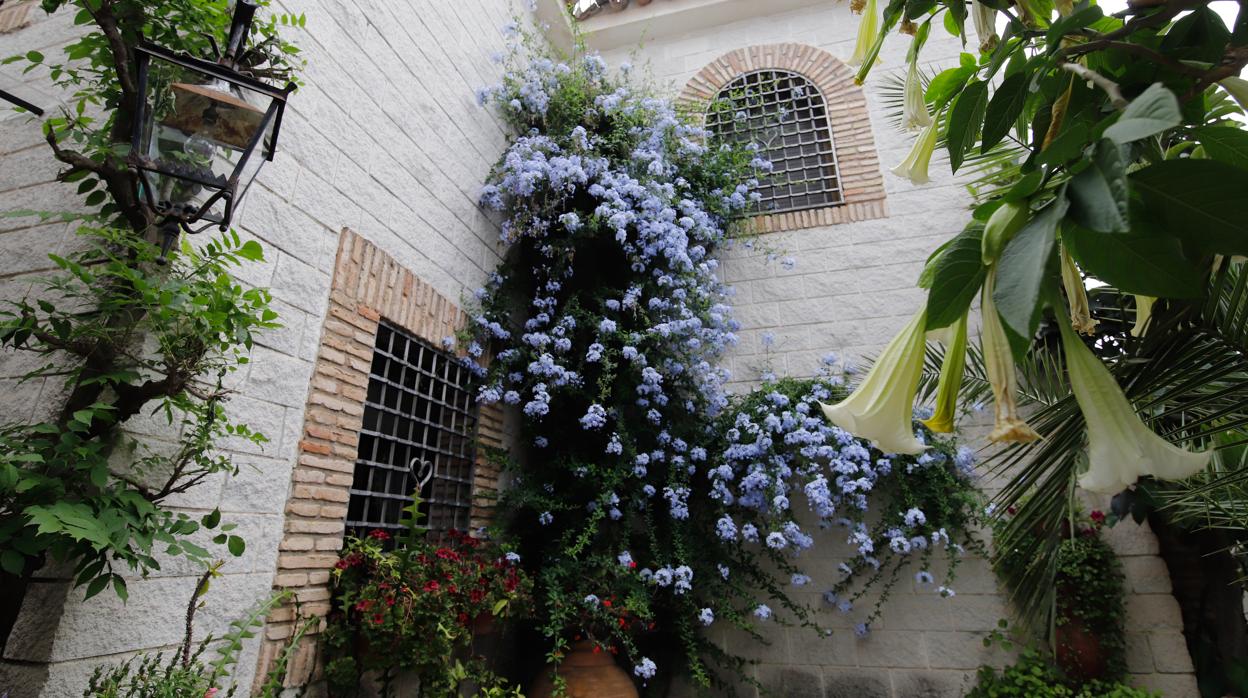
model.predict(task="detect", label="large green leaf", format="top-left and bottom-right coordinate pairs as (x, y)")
top-left (1194, 126), bottom-right (1248, 169)
top-left (947, 79), bottom-right (989, 172)
top-left (926, 223), bottom-right (987, 330)
top-left (926, 53), bottom-right (977, 109)
top-left (1103, 83), bottom-right (1182, 144)
top-left (1063, 225), bottom-right (1207, 297)
top-left (994, 191), bottom-right (1068, 339)
top-left (1067, 139), bottom-right (1129, 233)
top-left (1131, 159), bottom-right (1248, 255)
top-left (982, 72), bottom-right (1029, 154)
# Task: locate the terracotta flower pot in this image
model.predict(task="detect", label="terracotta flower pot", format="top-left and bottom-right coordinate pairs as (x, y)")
top-left (528, 641), bottom-right (639, 698)
top-left (1055, 614), bottom-right (1108, 683)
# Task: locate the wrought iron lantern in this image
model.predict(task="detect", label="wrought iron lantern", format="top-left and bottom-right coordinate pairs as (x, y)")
top-left (129, 0), bottom-right (293, 251)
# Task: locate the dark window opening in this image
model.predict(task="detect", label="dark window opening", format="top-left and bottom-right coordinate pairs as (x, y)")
top-left (345, 320), bottom-right (477, 540)
top-left (706, 69), bottom-right (844, 215)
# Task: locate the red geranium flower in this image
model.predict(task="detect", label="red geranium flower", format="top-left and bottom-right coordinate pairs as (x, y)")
top-left (1090, 510), bottom-right (1106, 524)
top-left (368, 529), bottom-right (391, 541)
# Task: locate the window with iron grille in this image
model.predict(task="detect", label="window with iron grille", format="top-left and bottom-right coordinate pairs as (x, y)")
top-left (706, 69), bottom-right (844, 215)
top-left (346, 320), bottom-right (478, 540)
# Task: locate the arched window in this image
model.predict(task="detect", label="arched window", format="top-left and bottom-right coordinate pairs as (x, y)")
top-left (706, 69), bottom-right (843, 215)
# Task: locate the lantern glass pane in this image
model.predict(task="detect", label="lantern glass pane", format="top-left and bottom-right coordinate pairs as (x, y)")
top-left (137, 54), bottom-right (275, 222)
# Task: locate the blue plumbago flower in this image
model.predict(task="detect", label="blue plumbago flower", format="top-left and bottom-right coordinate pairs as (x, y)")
top-left (505, 552), bottom-right (521, 563)
top-left (837, 599), bottom-right (853, 614)
top-left (580, 403), bottom-right (608, 430)
top-left (653, 567), bottom-right (674, 587)
top-left (915, 570), bottom-right (934, 586)
top-left (753, 604), bottom-right (772, 621)
top-left (717, 564), bottom-right (730, 579)
top-left (538, 511), bottom-right (553, 525)
top-left (699, 608), bottom-right (715, 626)
top-left (903, 507), bottom-right (927, 528)
top-left (938, 586), bottom-right (956, 598)
top-left (534, 436), bottom-right (548, 448)
top-left (618, 551), bottom-right (633, 567)
top-left (822, 590), bottom-right (838, 606)
top-left (791, 574), bottom-right (811, 586)
top-left (765, 531), bottom-right (787, 550)
top-left (584, 594), bottom-right (600, 606)
top-left (673, 565), bottom-right (693, 594)
top-left (854, 623), bottom-right (871, 639)
top-left (741, 524), bottom-right (759, 542)
top-left (634, 658), bottom-right (657, 681)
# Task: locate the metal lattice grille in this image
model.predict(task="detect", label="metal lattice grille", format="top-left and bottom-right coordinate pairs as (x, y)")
top-left (346, 321), bottom-right (478, 539)
top-left (706, 69), bottom-right (844, 215)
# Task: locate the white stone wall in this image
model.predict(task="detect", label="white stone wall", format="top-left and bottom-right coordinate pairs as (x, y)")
top-left (593, 3), bottom-right (1199, 696)
top-left (0, 0), bottom-right (1200, 696)
top-left (0, 1), bottom-right (521, 695)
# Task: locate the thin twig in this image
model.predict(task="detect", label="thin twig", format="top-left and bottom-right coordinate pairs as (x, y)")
top-left (1060, 61), bottom-right (1129, 110)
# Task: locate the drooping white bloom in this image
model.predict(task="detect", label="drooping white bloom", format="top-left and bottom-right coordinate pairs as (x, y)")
top-left (847, 0), bottom-right (879, 68)
top-left (820, 309), bottom-right (929, 455)
top-left (1060, 245), bottom-right (1097, 335)
top-left (982, 270), bottom-right (1041, 444)
top-left (1058, 320), bottom-right (1210, 494)
top-left (1131, 295), bottom-right (1155, 338)
top-left (901, 58), bottom-right (933, 131)
top-left (971, 1), bottom-right (999, 53)
top-left (891, 117), bottom-right (939, 185)
top-left (921, 311), bottom-right (967, 434)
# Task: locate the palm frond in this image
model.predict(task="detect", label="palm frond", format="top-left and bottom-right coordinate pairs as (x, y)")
top-left (922, 260), bottom-right (1248, 633)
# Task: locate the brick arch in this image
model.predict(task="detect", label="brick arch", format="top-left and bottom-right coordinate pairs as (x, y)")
top-left (679, 43), bottom-right (888, 232)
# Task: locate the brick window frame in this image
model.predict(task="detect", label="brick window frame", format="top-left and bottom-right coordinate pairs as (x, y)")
top-left (255, 228), bottom-right (504, 689)
top-left (679, 43), bottom-right (888, 232)
top-left (0, 0), bottom-right (34, 33)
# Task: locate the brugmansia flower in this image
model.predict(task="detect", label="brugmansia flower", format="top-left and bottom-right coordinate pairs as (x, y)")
top-left (1222, 77), bottom-right (1248, 111)
top-left (821, 309), bottom-right (929, 455)
top-left (1058, 320), bottom-right (1210, 494)
top-left (922, 311), bottom-right (968, 433)
top-left (1060, 245), bottom-right (1097, 335)
top-left (1131, 296), bottom-right (1155, 337)
top-left (971, 1), bottom-right (999, 53)
top-left (902, 58), bottom-right (933, 131)
top-left (891, 117), bottom-right (939, 184)
top-left (1054, 0), bottom-right (1074, 16)
top-left (848, 0), bottom-right (880, 68)
top-left (982, 271), bottom-right (1041, 444)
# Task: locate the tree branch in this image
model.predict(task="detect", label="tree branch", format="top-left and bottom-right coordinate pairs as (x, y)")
top-left (1060, 62), bottom-right (1129, 110)
top-left (85, 0), bottom-right (138, 101)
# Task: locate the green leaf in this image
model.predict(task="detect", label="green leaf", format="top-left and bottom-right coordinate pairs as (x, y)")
top-left (25, 51), bottom-right (44, 63)
top-left (1, 550), bottom-right (25, 576)
top-left (947, 79), bottom-right (989, 172)
top-left (994, 190), bottom-right (1069, 339)
top-left (1045, 5), bottom-right (1104, 51)
top-left (926, 60), bottom-right (976, 110)
top-left (981, 71), bottom-right (1029, 154)
top-left (202, 508), bottom-right (221, 529)
top-left (83, 574), bottom-right (109, 600)
top-left (227, 535), bottom-right (246, 557)
top-left (1067, 139), bottom-right (1129, 233)
top-left (1194, 126), bottom-right (1248, 169)
top-left (1064, 225), bottom-right (1206, 298)
top-left (237, 240), bottom-right (264, 261)
top-left (112, 574), bottom-right (128, 602)
top-left (926, 223), bottom-right (987, 330)
top-left (1102, 83), bottom-right (1181, 144)
top-left (1037, 122), bottom-right (1090, 166)
top-left (1131, 159), bottom-right (1248, 255)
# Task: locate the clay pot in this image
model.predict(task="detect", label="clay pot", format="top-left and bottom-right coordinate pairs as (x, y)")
top-left (528, 641), bottom-right (639, 698)
top-left (1055, 614), bottom-right (1109, 683)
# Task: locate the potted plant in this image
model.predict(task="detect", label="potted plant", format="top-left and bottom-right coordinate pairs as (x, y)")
top-left (322, 497), bottom-right (531, 697)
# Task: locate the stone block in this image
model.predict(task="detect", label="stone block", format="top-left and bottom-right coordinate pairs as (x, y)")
top-left (1148, 632), bottom-right (1194, 674)
top-left (756, 664), bottom-right (825, 698)
top-left (856, 629), bottom-right (928, 668)
top-left (821, 669), bottom-right (890, 698)
top-left (889, 669), bottom-right (972, 698)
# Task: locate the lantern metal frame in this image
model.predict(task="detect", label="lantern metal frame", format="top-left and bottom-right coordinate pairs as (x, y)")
top-left (128, 0), bottom-right (295, 243)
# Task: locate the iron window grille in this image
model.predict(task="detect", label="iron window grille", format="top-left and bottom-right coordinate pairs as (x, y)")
top-left (705, 69), bottom-right (844, 215)
top-left (346, 320), bottom-right (478, 540)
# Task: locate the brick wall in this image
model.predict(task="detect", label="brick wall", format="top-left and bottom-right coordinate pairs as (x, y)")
top-left (256, 228), bottom-right (505, 689)
top-left (0, 1), bottom-right (521, 695)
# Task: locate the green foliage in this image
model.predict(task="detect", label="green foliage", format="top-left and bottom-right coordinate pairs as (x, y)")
top-left (0, 228), bottom-right (277, 594)
top-left (322, 498), bottom-right (531, 698)
top-left (1054, 530), bottom-right (1128, 680)
top-left (84, 580), bottom-right (306, 698)
top-left (968, 647), bottom-right (1158, 698)
top-left (868, 0), bottom-right (1248, 639)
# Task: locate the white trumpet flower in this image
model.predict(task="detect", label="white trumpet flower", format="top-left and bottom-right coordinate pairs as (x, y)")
top-left (821, 309), bottom-right (929, 455)
top-left (848, 0), bottom-right (879, 68)
top-left (891, 117), bottom-right (939, 184)
top-left (1058, 320), bottom-right (1210, 494)
top-left (1060, 245), bottom-right (1097, 335)
top-left (1131, 295), bottom-right (1155, 338)
top-left (1220, 77), bottom-right (1248, 112)
top-left (982, 270), bottom-right (1041, 444)
top-left (902, 59), bottom-right (933, 131)
top-left (921, 311), bottom-right (968, 434)
top-left (971, 1), bottom-right (999, 53)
